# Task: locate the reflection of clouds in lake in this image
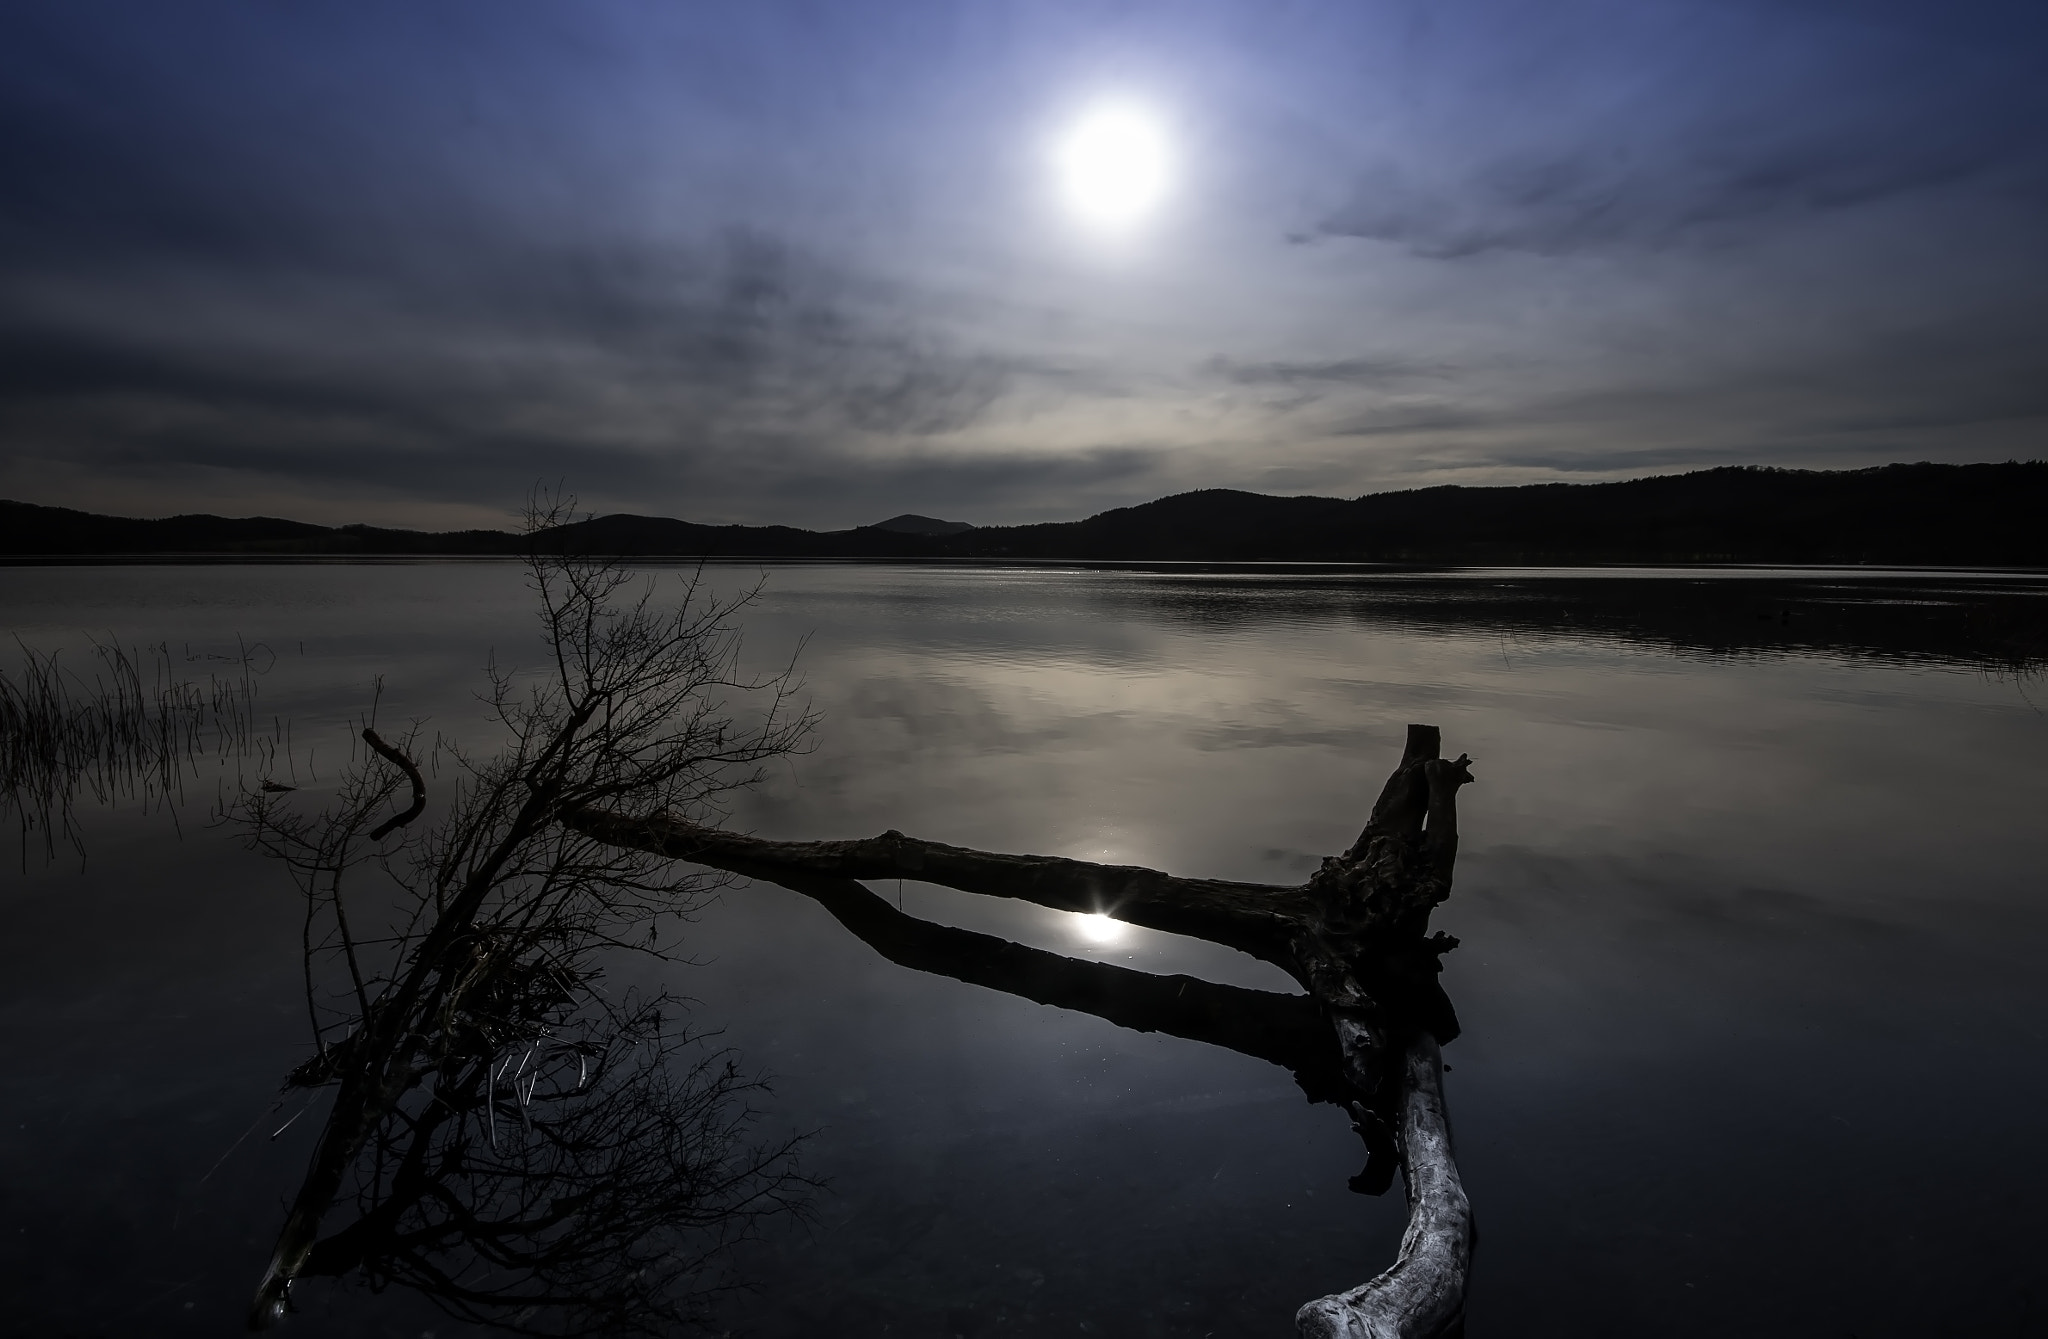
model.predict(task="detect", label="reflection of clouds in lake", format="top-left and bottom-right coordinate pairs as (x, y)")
top-left (726, 566), bottom-right (2048, 1034)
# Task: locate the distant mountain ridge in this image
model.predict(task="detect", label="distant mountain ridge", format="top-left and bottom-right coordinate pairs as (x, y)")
top-left (865, 514), bottom-right (976, 536)
top-left (4, 462), bottom-right (2045, 566)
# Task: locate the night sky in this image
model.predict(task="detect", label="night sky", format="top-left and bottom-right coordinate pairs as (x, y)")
top-left (3, 1), bottom-right (2044, 530)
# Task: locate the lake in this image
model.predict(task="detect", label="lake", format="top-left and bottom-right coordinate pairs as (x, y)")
top-left (3, 560), bottom-right (2045, 1338)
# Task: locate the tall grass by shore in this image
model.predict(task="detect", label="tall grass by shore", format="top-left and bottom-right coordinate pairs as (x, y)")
top-left (0, 638), bottom-right (284, 863)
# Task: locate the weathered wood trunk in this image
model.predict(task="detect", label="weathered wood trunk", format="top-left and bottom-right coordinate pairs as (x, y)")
top-left (565, 722), bottom-right (1476, 1336)
top-left (1296, 1034), bottom-right (1471, 1338)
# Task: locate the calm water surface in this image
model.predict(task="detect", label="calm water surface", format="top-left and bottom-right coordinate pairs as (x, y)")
top-left (2, 561), bottom-right (2045, 1337)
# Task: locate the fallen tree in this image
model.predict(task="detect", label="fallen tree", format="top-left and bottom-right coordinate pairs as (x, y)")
top-left (567, 722), bottom-right (1476, 1338)
top-left (231, 503), bottom-right (1475, 1335)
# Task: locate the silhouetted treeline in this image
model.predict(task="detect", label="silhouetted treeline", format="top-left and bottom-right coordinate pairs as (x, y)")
top-left (952, 463), bottom-right (2046, 565)
top-left (0, 503), bottom-right (517, 555)
top-left (7, 462), bottom-right (2045, 565)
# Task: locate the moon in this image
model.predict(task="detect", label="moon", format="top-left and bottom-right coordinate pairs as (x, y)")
top-left (1054, 102), bottom-right (1170, 231)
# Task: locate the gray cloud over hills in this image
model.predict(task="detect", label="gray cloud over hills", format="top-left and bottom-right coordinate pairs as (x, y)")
top-left (1, 0), bottom-right (2043, 528)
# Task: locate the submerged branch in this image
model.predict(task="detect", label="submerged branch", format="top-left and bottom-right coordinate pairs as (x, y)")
top-left (360, 727), bottom-right (427, 839)
top-left (712, 862), bottom-right (1347, 1102)
top-left (560, 808), bottom-right (1314, 971)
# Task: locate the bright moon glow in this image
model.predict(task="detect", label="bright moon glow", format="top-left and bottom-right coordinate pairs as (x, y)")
top-left (1075, 913), bottom-right (1125, 944)
top-left (1054, 102), bottom-right (1170, 230)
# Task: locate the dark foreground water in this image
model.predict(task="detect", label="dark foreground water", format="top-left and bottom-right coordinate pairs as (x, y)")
top-left (3, 561), bottom-right (2045, 1338)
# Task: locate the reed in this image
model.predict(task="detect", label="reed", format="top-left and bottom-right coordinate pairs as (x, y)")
top-left (0, 637), bottom-right (281, 863)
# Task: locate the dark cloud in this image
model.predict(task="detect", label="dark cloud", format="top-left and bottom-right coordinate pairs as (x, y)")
top-left (1313, 2), bottom-right (2048, 259)
top-left (1203, 357), bottom-right (1441, 390)
top-left (1327, 407), bottom-right (1484, 439)
top-left (1197, 356), bottom-right (1454, 418)
top-left (0, 5), bottom-right (1064, 522)
top-left (1318, 135), bottom-right (2038, 260)
top-left (0, 223), bottom-right (1043, 520)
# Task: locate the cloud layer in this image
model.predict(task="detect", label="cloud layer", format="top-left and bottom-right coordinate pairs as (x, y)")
top-left (2, 0), bottom-right (2044, 528)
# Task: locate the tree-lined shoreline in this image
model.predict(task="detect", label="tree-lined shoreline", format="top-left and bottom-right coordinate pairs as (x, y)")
top-left (6, 461), bottom-right (2045, 566)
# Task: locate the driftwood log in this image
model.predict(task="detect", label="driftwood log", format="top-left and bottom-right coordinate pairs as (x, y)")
top-left (567, 723), bottom-right (1475, 1337)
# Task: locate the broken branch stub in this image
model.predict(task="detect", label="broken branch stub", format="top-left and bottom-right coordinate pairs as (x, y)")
top-left (564, 722), bottom-right (1476, 1338)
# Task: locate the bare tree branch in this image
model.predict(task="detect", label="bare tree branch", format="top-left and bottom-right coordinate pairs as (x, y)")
top-left (239, 492), bottom-right (816, 1334)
